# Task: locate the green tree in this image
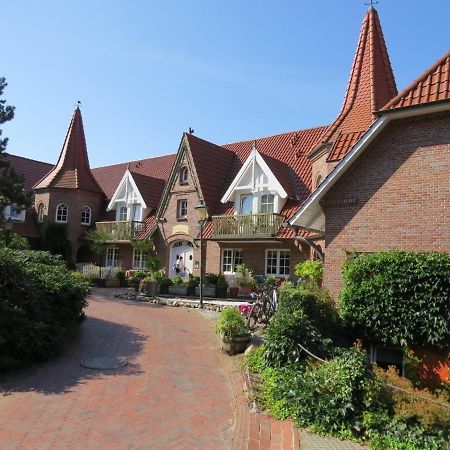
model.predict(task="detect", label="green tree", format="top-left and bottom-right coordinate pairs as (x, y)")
top-left (0, 77), bottom-right (31, 225)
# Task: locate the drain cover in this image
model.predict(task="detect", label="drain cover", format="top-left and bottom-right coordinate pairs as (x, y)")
top-left (80, 356), bottom-right (127, 370)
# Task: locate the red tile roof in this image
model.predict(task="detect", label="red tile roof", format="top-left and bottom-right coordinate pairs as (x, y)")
top-left (92, 153), bottom-right (176, 200)
top-left (4, 154), bottom-right (53, 191)
top-left (381, 49), bottom-right (450, 111)
top-left (136, 214), bottom-right (157, 239)
top-left (130, 171), bottom-right (166, 210)
top-left (186, 133), bottom-right (236, 216)
top-left (314, 7), bottom-right (397, 162)
top-left (34, 108), bottom-right (104, 194)
top-left (327, 131), bottom-right (365, 162)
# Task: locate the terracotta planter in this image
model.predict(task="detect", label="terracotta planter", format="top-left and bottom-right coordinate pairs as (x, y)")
top-left (221, 334), bottom-right (251, 355)
top-left (229, 286), bottom-right (239, 297)
top-left (238, 285), bottom-right (253, 296)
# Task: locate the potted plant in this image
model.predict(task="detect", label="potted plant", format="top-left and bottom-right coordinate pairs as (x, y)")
top-left (215, 274), bottom-right (229, 298)
top-left (158, 277), bottom-right (173, 294)
top-left (168, 275), bottom-right (188, 296)
top-left (139, 275), bottom-right (159, 296)
top-left (131, 270), bottom-right (147, 292)
top-left (187, 275), bottom-right (200, 296)
top-left (235, 263), bottom-right (255, 296)
top-left (215, 307), bottom-right (251, 355)
top-left (116, 269), bottom-right (127, 287)
top-left (195, 273), bottom-right (217, 297)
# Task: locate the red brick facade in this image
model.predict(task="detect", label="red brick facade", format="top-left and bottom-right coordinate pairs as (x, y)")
top-left (321, 111), bottom-right (450, 298)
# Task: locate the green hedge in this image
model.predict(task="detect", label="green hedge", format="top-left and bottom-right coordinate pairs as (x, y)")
top-left (340, 251), bottom-right (450, 349)
top-left (0, 249), bottom-right (90, 369)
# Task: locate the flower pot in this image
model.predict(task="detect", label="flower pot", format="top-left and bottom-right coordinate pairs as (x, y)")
top-left (195, 286), bottom-right (216, 297)
top-left (168, 285), bottom-right (188, 296)
top-left (221, 335), bottom-right (251, 355)
top-left (105, 278), bottom-right (120, 288)
top-left (94, 278), bottom-right (106, 288)
top-left (187, 285), bottom-right (196, 296)
top-left (159, 284), bottom-right (170, 294)
top-left (133, 277), bottom-right (143, 293)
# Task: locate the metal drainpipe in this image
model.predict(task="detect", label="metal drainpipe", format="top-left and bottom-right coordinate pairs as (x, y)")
top-left (283, 221), bottom-right (324, 262)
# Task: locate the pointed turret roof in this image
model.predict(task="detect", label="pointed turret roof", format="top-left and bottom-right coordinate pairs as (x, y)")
top-left (34, 107), bottom-right (104, 194)
top-left (311, 7), bottom-right (397, 162)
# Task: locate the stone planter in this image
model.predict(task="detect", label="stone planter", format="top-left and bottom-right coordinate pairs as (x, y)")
top-left (142, 281), bottom-right (159, 297)
top-left (105, 278), bottom-right (120, 288)
top-left (187, 285), bottom-right (196, 296)
top-left (216, 286), bottom-right (228, 298)
top-left (159, 284), bottom-right (170, 294)
top-left (195, 286), bottom-right (216, 297)
top-left (94, 278), bottom-right (106, 288)
top-left (168, 285), bottom-right (188, 296)
top-left (221, 334), bottom-right (251, 355)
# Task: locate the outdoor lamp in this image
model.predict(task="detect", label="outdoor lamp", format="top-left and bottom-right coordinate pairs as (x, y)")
top-left (195, 200), bottom-right (207, 307)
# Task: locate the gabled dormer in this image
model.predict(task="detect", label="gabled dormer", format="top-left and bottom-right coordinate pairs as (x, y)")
top-left (107, 169), bottom-right (147, 222)
top-left (221, 142), bottom-right (288, 215)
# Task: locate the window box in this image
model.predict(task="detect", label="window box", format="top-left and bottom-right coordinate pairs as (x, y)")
top-left (195, 286), bottom-right (216, 297)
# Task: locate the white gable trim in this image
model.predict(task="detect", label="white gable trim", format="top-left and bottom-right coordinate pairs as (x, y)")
top-left (107, 169), bottom-right (147, 211)
top-left (221, 146), bottom-right (287, 203)
top-left (290, 101), bottom-right (450, 232)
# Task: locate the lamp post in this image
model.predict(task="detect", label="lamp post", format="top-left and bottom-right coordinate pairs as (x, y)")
top-left (195, 200), bottom-right (208, 308)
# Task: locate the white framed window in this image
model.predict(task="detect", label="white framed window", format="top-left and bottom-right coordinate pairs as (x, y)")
top-left (260, 194), bottom-right (274, 214)
top-left (131, 204), bottom-right (142, 222)
top-left (240, 195), bottom-right (253, 214)
top-left (177, 199), bottom-right (188, 219)
top-left (8, 203), bottom-right (26, 221)
top-left (105, 247), bottom-right (119, 267)
top-left (37, 203), bottom-right (45, 223)
top-left (119, 205), bottom-right (128, 221)
top-left (81, 206), bottom-right (91, 225)
top-left (222, 249), bottom-right (243, 273)
top-left (56, 204), bottom-right (68, 223)
top-left (266, 249), bottom-right (290, 276)
top-left (133, 249), bottom-right (148, 269)
top-left (180, 166), bottom-right (189, 184)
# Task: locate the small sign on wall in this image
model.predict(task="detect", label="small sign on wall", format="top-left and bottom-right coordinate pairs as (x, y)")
top-left (172, 224), bottom-right (189, 235)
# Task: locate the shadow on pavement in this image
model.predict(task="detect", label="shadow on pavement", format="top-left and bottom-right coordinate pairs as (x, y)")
top-left (0, 315), bottom-right (147, 396)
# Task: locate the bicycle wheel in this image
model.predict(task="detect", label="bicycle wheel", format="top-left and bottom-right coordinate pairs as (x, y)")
top-left (247, 303), bottom-right (262, 329)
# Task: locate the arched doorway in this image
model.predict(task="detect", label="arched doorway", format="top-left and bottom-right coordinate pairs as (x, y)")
top-left (169, 240), bottom-right (194, 277)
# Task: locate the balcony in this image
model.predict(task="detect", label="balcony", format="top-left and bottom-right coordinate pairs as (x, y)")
top-left (212, 213), bottom-right (285, 239)
top-left (95, 220), bottom-right (146, 242)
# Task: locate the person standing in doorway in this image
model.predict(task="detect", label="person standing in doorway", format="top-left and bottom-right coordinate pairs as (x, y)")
top-left (176, 256), bottom-right (186, 277)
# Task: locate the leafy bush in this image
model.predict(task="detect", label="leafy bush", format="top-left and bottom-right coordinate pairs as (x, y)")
top-left (340, 251), bottom-right (450, 349)
top-left (0, 249), bottom-right (90, 369)
top-left (205, 273), bottom-right (219, 286)
top-left (294, 260), bottom-right (323, 286)
top-left (187, 275), bottom-right (200, 287)
top-left (0, 231), bottom-right (30, 249)
top-left (172, 275), bottom-right (183, 285)
top-left (264, 308), bottom-right (332, 367)
top-left (215, 307), bottom-right (249, 339)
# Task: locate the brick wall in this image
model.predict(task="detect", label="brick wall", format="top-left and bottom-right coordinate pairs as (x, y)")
top-left (322, 111), bottom-right (450, 298)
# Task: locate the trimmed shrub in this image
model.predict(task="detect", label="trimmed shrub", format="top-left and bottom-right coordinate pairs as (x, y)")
top-left (294, 260), bottom-right (323, 286)
top-left (340, 251), bottom-right (450, 349)
top-left (0, 248), bottom-right (90, 369)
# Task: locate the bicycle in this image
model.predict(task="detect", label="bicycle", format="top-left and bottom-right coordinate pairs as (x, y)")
top-left (244, 285), bottom-right (278, 329)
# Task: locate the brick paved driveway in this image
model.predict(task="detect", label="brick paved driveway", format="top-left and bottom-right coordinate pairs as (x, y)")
top-left (0, 289), bottom-right (237, 449)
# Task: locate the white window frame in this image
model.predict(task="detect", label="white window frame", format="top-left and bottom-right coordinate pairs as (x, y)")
top-left (260, 194), bottom-right (274, 214)
top-left (132, 249), bottom-right (148, 270)
top-left (177, 199), bottom-right (188, 219)
top-left (222, 249), bottom-right (243, 273)
top-left (37, 203), bottom-right (45, 223)
top-left (56, 204), bottom-right (68, 223)
top-left (81, 206), bottom-right (91, 225)
top-left (180, 166), bottom-right (189, 184)
top-left (118, 205), bottom-right (128, 221)
top-left (105, 247), bottom-right (119, 267)
top-left (265, 249), bottom-right (290, 276)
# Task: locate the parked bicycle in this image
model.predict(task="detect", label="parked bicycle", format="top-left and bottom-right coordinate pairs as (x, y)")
top-left (242, 284), bottom-right (278, 329)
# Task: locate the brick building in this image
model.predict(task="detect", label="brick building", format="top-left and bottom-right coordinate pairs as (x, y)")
top-left (4, 7), bottom-right (447, 290)
top-left (291, 49), bottom-right (450, 298)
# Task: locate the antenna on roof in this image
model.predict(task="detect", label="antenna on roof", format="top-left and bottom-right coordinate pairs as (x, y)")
top-left (188, 127), bottom-right (194, 134)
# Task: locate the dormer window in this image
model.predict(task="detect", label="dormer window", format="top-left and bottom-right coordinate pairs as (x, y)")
top-left (180, 167), bottom-right (189, 184)
top-left (56, 204), bottom-right (68, 223)
top-left (81, 206), bottom-right (91, 225)
top-left (37, 203), bottom-right (45, 223)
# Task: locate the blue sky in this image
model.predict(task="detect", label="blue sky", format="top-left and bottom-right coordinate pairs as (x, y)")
top-left (3, 1), bottom-right (449, 168)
